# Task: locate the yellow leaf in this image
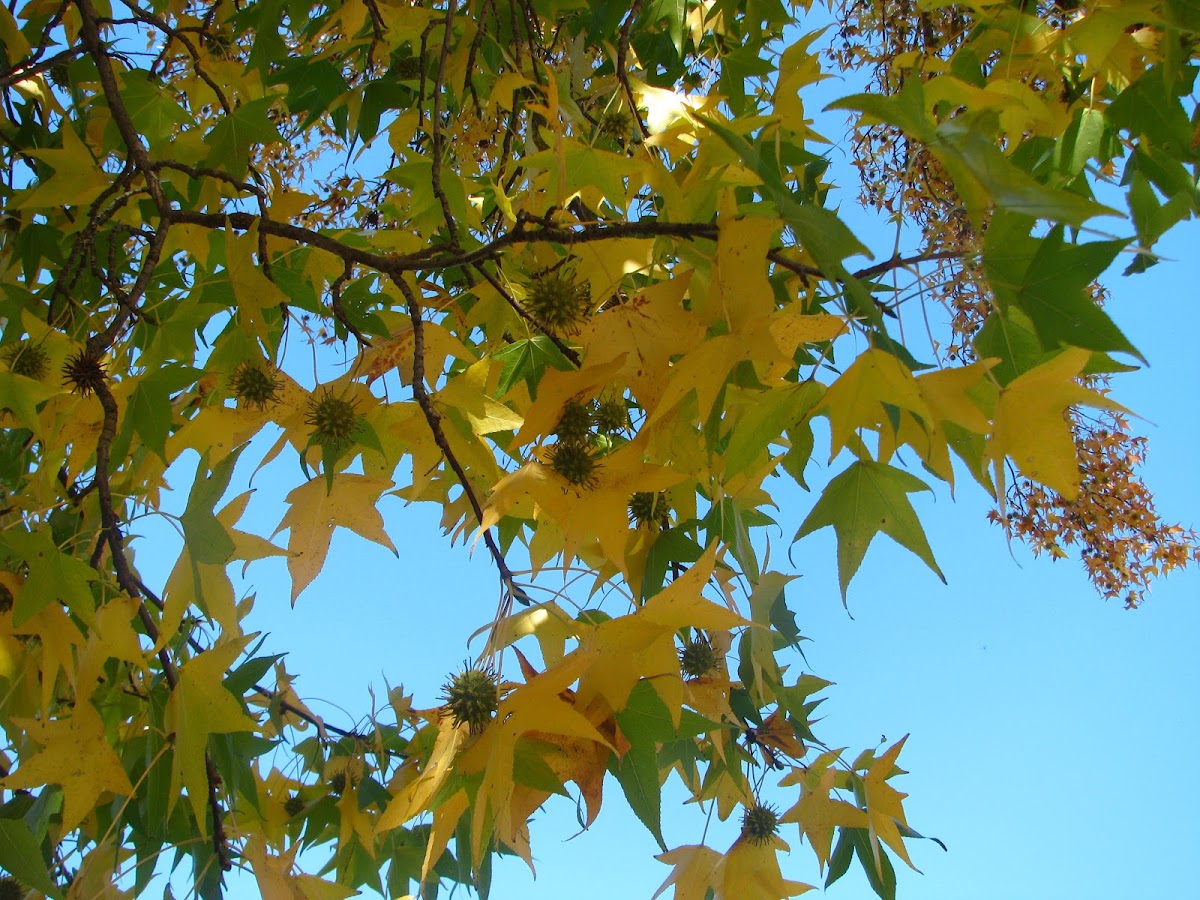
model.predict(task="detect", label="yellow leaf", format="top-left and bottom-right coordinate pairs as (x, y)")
top-left (1, 704), bottom-right (133, 833)
top-left (244, 836), bottom-right (359, 900)
top-left (457, 650), bottom-right (608, 866)
top-left (434, 359), bottom-right (523, 435)
top-left (860, 736), bottom-right (917, 874)
top-left (653, 845), bottom-right (723, 900)
top-left (377, 716), bottom-right (467, 834)
top-left (715, 835), bottom-right (813, 899)
top-left (75, 597), bottom-right (147, 699)
top-left (705, 208), bottom-right (779, 329)
top-left (481, 435), bottom-right (683, 569)
top-left (779, 750), bottom-right (868, 871)
top-left (224, 221), bottom-right (289, 342)
top-left (15, 123), bottom-right (111, 210)
top-left (577, 545), bottom-right (747, 721)
top-left (513, 355), bottom-right (627, 446)
top-left (421, 788), bottom-right (468, 880)
top-left (818, 349), bottom-right (933, 459)
top-left (166, 637), bottom-right (258, 828)
top-left (577, 274), bottom-right (703, 410)
top-left (11, 603), bottom-right (84, 713)
top-left (987, 347), bottom-right (1126, 500)
top-left (272, 474), bottom-right (398, 602)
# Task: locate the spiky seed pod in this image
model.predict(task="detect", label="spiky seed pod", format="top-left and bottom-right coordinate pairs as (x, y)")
top-left (328, 772), bottom-right (347, 795)
top-left (679, 636), bottom-right (719, 678)
top-left (0, 876), bottom-right (23, 900)
top-left (232, 362), bottom-right (280, 409)
top-left (3, 341), bottom-right (49, 380)
top-left (305, 391), bottom-right (360, 449)
top-left (741, 803), bottom-right (780, 845)
top-left (554, 399), bottom-right (594, 445)
top-left (628, 491), bottom-right (670, 530)
top-left (0, 581), bottom-right (12, 614)
top-left (48, 63), bottom-right (70, 90)
top-left (284, 794), bottom-right (305, 817)
top-left (598, 109), bottom-right (632, 140)
top-left (442, 667), bottom-right (498, 733)
top-left (391, 55), bottom-right (424, 80)
top-left (594, 396), bottom-right (629, 434)
top-left (527, 272), bottom-right (591, 334)
top-left (548, 441), bottom-right (600, 489)
top-left (61, 348), bottom-right (106, 396)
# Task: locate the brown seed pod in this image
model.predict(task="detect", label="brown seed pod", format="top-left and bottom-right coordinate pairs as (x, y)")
top-left (0, 876), bottom-right (23, 900)
top-left (284, 793), bottom-right (305, 817)
top-left (548, 441), bottom-right (600, 489)
top-left (61, 348), bottom-right (106, 396)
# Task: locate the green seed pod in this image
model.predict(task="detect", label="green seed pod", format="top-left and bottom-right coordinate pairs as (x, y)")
top-left (679, 636), bottom-right (719, 678)
top-left (232, 362), bottom-right (280, 409)
top-left (554, 399), bottom-right (594, 445)
top-left (628, 491), bottom-right (670, 530)
top-left (598, 109), bottom-right (632, 140)
top-left (3, 341), bottom-right (49, 380)
top-left (548, 441), bottom-right (600, 489)
top-left (527, 272), bottom-right (591, 335)
top-left (594, 396), bottom-right (629, 434)
top-left (306, 391), bottom-right (360, 449)
top-left (442, 667), bottom-right (499, 733)
top-left (741, 803), bottom-right (780, 845)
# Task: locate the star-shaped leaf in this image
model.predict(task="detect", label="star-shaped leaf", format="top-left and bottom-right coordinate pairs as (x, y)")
top-left (272, 474), bottom-right (398, 602)
top-left (987, 347), bottom-right (1127, 500)
top-left (166, 638), bottom-right (258, 828)
top-left (794, 460), bottom-right (944, 597)
top-left (779, 750), bottom-right (868, 871)
top-left (1, 704), bottom-right (133, 833)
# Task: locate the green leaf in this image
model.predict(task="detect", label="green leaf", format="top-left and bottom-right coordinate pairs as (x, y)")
top-left (824, 827), bottom-right (855, 888)
top-left (1107, 66), bottom-right (1195, 155)
top-left (0, 817), bottom-right (62, 898)
top-left (932, 118), bottom-right (1118, 226)
top-left (724, 382), bottom-right (822, 476)
top-left (1, 528), bottom-right (95, 624)
top-left (179, 448), bottom-right (244, 566)
top-left (0, 371), bottom-right (58, 431)
top-left (641, 527), bottom-right (704, 601)
top-left (973, 305), bottom-right (1047, 386)
top-left (611, 729), bottom-right (666, 850)
top-left (984, 225), bottom-right (1142, 360)
top-left (794, 460), bottom-right (944, 598)
top-left (494, 336), bottom-right (573, 399)
top-left (203, 98), bottom-right (282, 179)
top-left (117, 70), bottom-right (191, 149)
top-left (619, 680), bottom-right (676, 745)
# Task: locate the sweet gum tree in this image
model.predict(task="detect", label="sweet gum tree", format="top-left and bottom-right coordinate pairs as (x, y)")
top-left (0, 0), bottom-right (1196, 897)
